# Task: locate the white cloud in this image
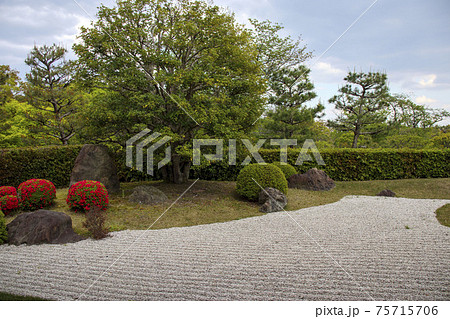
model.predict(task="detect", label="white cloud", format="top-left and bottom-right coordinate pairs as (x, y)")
top-left (418, 74), bottom-right (437, 87)
top-left (310, 61), bottom-right (346, 83)
top-left (415, 95), bottom-right (437, 105)
top-left (314, 62), bottom-right (345, 75)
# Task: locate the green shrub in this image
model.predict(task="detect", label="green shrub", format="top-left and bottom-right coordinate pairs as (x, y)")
top-left (0, 211), bottom-right (7, 244)
top-left (236, 163), bottom-right (288, 201)
top-left (18, 179), bottom-right (56, 211)
top-left (271, 162), bottom-right (297, 179)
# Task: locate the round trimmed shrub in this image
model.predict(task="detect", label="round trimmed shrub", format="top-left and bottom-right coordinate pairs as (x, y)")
top-left (67, 180), bottom-right (109, 213)
top-left (236, 163), bottom-right (288, 201)
top-left (18, 179), bottom-right (56, 211)
top-left (271, 162), bottom-right (297, 179)
top-left (0, 186), bottom-right (17, 197)
top-left (0, 211), bottom-right (7, 244)
top-left (0, 195), bottom-right (19, 215)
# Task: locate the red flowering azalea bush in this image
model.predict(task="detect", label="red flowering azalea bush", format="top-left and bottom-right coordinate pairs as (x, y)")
top-left (0, 186), bottom-right (17, 197)
top-left (67, 180), bottom-right (109, 213)
top-left (0, 195), bottom-right (20, 215)
top-left (18, 179), bottom-right (56, 211)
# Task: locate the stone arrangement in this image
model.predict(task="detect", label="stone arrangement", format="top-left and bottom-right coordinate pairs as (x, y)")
top-left (258, 187), bottom-right (287, 213)
top-left (6, 210), bottom-right (84, 245)
top-left (288, 168), bottom-right (335, 191)
top-left (377, 189), bottom-right (396, 197)
top-left (70, 144), bottom-right (120, 194)
top-left (128, 185), bottom-right (169, 205)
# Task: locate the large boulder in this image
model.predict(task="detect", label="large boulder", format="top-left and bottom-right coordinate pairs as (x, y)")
top-left (129, 185), bottom-right (169, 205)
top-left (288, 168), bottom-right (335, 191)
top-left (377, 189), bottom-right (396, 197)
top-left (70, 144), bottom-right (120, 194)
top-left (258, 187), bottom-right (287, 213)
top-left (7, 210), bottom-right (84, 245)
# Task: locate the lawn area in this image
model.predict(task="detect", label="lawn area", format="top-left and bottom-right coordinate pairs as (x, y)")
top-left (4, 178), bottom-right (450, 236)
top-left (436, 204), bottom-right (450, 227)
top-left (0, 291), bottom-right (48, 301)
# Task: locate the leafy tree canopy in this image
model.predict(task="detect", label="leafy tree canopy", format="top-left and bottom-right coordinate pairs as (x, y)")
top-left (74, 0), bottom-right (267, 183)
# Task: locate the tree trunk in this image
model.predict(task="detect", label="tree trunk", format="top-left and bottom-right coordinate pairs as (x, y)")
top-left (160, 154), bottom-right (191, 184)
top-left (352, 131), bottom-right (359, 148)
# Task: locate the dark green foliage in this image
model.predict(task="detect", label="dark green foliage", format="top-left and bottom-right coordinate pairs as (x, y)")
top-left (0, 145), bottom-right (82, 187)
top-left (236, 163), bottom-right (288, 201)
top-left (0, 211), bottom-right (7, 244)
top-left (271, 162), bottom-right (297, 179)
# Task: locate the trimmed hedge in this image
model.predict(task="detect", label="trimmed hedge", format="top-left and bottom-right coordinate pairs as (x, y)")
top-left (1, 146), bottom-right (449, 186)
top-left (192, 148), bottom-right (450, 181)
top-left (0, 146), bottom-right (82, 187)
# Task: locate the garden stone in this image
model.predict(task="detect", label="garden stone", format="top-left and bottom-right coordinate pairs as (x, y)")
top-left (6, 210), bottom-right (84, 245)
top-left (70, 144), bottom-right (120, 194)
top-left (377, 189), bottom-right (396, 197)
top-left (288, 168), bottom-right (335, 191)
top-left (258, 187), bottom-right (287, 213)
top-left (129, 186), bottom-right (169, 205)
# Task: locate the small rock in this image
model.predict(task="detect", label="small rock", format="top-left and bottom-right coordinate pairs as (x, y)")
top-left (7, 210), bottom-right (84, 245)
top-left (70, 144), bottom-right (120, 194)
top-left (129, 185), bottom-right (168, 205)
top-left (377, 189), bottom-right (396, 197)
top-left (258, 187), bottom-right (287, 213)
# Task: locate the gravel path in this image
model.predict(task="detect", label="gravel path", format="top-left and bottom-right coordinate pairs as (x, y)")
top-left (1, 196), bottom-right (449, 301)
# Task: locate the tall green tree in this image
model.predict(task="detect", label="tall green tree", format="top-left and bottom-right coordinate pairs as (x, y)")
top-left (386, 94), bottom-right (449, 128)
top-left (22, 44), bottom-right (82, 145)
top-left (328, 71), bottom-right (389, 148)
top-left (249, 19), bottom-right (312, 77)
top-left (74, 0), bottom-right (266, 183)
top-left (264, 65), bottom-right (323, 139)
top-left (1, 65), bottom-right (20, 133)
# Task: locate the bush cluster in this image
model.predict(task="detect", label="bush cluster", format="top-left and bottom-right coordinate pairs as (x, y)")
top-left (236, 163), bottom-right (288, 201)
top-left (271, 162), bottom-right (297, 179)
top-left (18, 179), bottom-right (56, 211)
top-left (0, 186), bottom-right (17, 197)
top-left (0, 195), bottom-right (20, 215)
top-left (67, 180), bottom-right (109, 213)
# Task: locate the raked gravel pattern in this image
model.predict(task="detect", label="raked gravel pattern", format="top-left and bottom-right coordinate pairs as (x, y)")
top-left (0, 195), bottom-right (449, 301)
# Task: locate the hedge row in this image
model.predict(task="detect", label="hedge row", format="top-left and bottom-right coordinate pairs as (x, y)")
top-left (0, 146), bottom-right (83, 187)
top-left (191, 148), bottom-right (450, 181)
top-left (1, 146), bottom-right (449, 187)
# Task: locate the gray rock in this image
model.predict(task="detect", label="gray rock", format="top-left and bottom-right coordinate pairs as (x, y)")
top-left (70, 144), bottom-right (120, 194)
top-left (377, 189), bottom-right (396, 197)
top-left (6, 210), bottom-right (84, 245)
top-left (258, 187), bottom-right (287, 213)
top-left (129, 186), bottom-right (168, 205)
top-left (288, 168), bottom-right (335, 191)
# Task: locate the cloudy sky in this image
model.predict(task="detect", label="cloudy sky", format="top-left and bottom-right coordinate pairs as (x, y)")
top-left (1, 0), bottom-right (449, 123)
